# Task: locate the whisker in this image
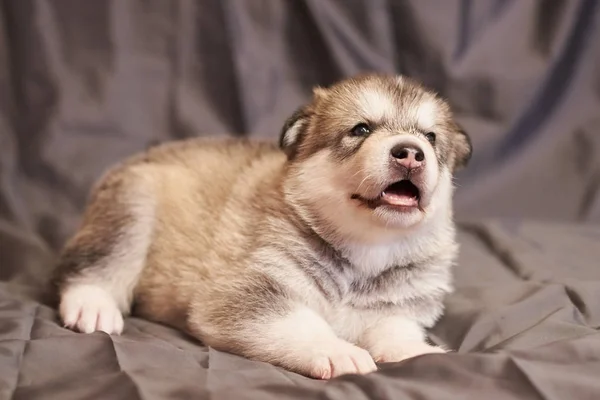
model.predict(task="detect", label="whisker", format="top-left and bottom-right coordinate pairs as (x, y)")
top-left (355, 175), bottom-right (370, 193)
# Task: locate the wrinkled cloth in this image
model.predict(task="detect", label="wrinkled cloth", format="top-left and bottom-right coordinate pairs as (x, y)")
top-left (2, 221), bottom-right (600, 399)
top-left (1, 1), bottom-right (600, 399)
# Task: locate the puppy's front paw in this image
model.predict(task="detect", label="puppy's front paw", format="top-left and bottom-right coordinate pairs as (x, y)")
top-left (372, 340), bottom-right (446, 364)
top-left (305, 341), bottom-right (377, 379)
top-left (60, 284), bottom-right (124, 335)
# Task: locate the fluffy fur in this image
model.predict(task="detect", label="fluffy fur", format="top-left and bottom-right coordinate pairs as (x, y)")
top-left (53, 73), bottom-right (472, 379)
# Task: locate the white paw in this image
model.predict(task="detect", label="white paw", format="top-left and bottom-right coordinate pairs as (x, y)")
top-left (373, 340), bottom-right (446, 364)
top-left (60, 284), bottom-right (124, 334)
top-left (306, 341), bottom-right (377, 379)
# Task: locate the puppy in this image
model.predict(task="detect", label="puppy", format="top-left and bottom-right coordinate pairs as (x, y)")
top-left (53, 73), bottom-right (472, 379)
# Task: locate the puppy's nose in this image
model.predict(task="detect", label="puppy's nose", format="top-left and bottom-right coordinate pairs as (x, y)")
top-left (391, 144), bottom-right (425, 170)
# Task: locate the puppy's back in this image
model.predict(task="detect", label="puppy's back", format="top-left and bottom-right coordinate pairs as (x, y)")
top-left (134, 138), bottom-right (289, 325)
top-left (54, 138), bottom-right (287, 330)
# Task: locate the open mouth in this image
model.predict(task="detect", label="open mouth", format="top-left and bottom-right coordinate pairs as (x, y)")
top-left (381, 180), bottom-right (420, 207)
top-left (352, 180), bottom-right (421, 209)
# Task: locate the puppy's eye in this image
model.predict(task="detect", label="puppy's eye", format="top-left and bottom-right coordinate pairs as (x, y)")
top-left (350, 123), bottom-right (371, 137)
top-left (425, 132), bottom-right (436, 145)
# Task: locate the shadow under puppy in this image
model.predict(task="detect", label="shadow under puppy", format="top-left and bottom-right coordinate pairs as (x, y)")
top-left (53, 73), bottom-right (472, 379)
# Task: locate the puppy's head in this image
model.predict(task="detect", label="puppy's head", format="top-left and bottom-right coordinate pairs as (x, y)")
top-left (282, 74), bottom-right (472, 242)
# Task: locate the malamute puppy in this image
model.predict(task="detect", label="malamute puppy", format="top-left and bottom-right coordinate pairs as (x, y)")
top-left (53, 73), bottom-right (472, 379)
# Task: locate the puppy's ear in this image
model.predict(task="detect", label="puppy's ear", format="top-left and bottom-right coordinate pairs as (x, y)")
top-left (452, 123), bottom-right (473, 170)
top-left (312, 86), bottom-right (329, 99)
top-left (279, 106), bottom-right (311, 159)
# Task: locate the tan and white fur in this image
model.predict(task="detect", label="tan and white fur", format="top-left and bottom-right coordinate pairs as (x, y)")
top-left (52, 73), bottom-right (472, 379)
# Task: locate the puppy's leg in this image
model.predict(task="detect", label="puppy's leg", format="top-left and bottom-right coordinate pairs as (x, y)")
top-left (188, 277), bottom-right (377, 379)
top-left (53, 170), bottom-right (155, 334)
top-left (360, 314), bottom-right (445, 363)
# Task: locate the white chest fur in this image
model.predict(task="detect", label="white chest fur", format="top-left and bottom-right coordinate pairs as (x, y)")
top-left (320, 230), bottom-right (456, 342)
top-left (322, 261), bottom-right (452, 342)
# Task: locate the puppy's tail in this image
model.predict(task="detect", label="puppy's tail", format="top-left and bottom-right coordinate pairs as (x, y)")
top-left (52, 166), bottom-right (156, 333)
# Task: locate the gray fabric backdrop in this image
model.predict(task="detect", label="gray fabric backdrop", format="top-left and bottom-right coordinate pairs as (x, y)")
top-left (1, 2), bottom-right (600, 399)
top-left (1, 0), bottom-right (599, 294)
top-left (0, 0), bottom-right (599, 299)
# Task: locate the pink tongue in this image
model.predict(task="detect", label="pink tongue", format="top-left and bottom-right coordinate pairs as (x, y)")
top-left (381, 191), bottom-right (418, 207)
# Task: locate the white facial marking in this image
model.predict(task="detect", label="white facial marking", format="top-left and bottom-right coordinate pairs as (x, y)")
top-left (358, 88), bottom-right (394, 121)
top-left (286, 145), bottom-right (453, 249)
top-left (416, 100), bottom-right (438, 131)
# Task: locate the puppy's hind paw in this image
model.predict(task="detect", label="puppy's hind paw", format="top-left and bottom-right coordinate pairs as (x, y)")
top-left (373, 340), bottom-right (446, 364)
top-left (60, 284), bottom-right (124, 335)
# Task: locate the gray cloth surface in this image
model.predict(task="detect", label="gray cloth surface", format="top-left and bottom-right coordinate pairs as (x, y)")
top-left (1, 1), bottom-right (600, 399)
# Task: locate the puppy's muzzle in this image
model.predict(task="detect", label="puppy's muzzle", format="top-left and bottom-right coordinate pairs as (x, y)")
top-left (390, 143), bottom-right (425, 176)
